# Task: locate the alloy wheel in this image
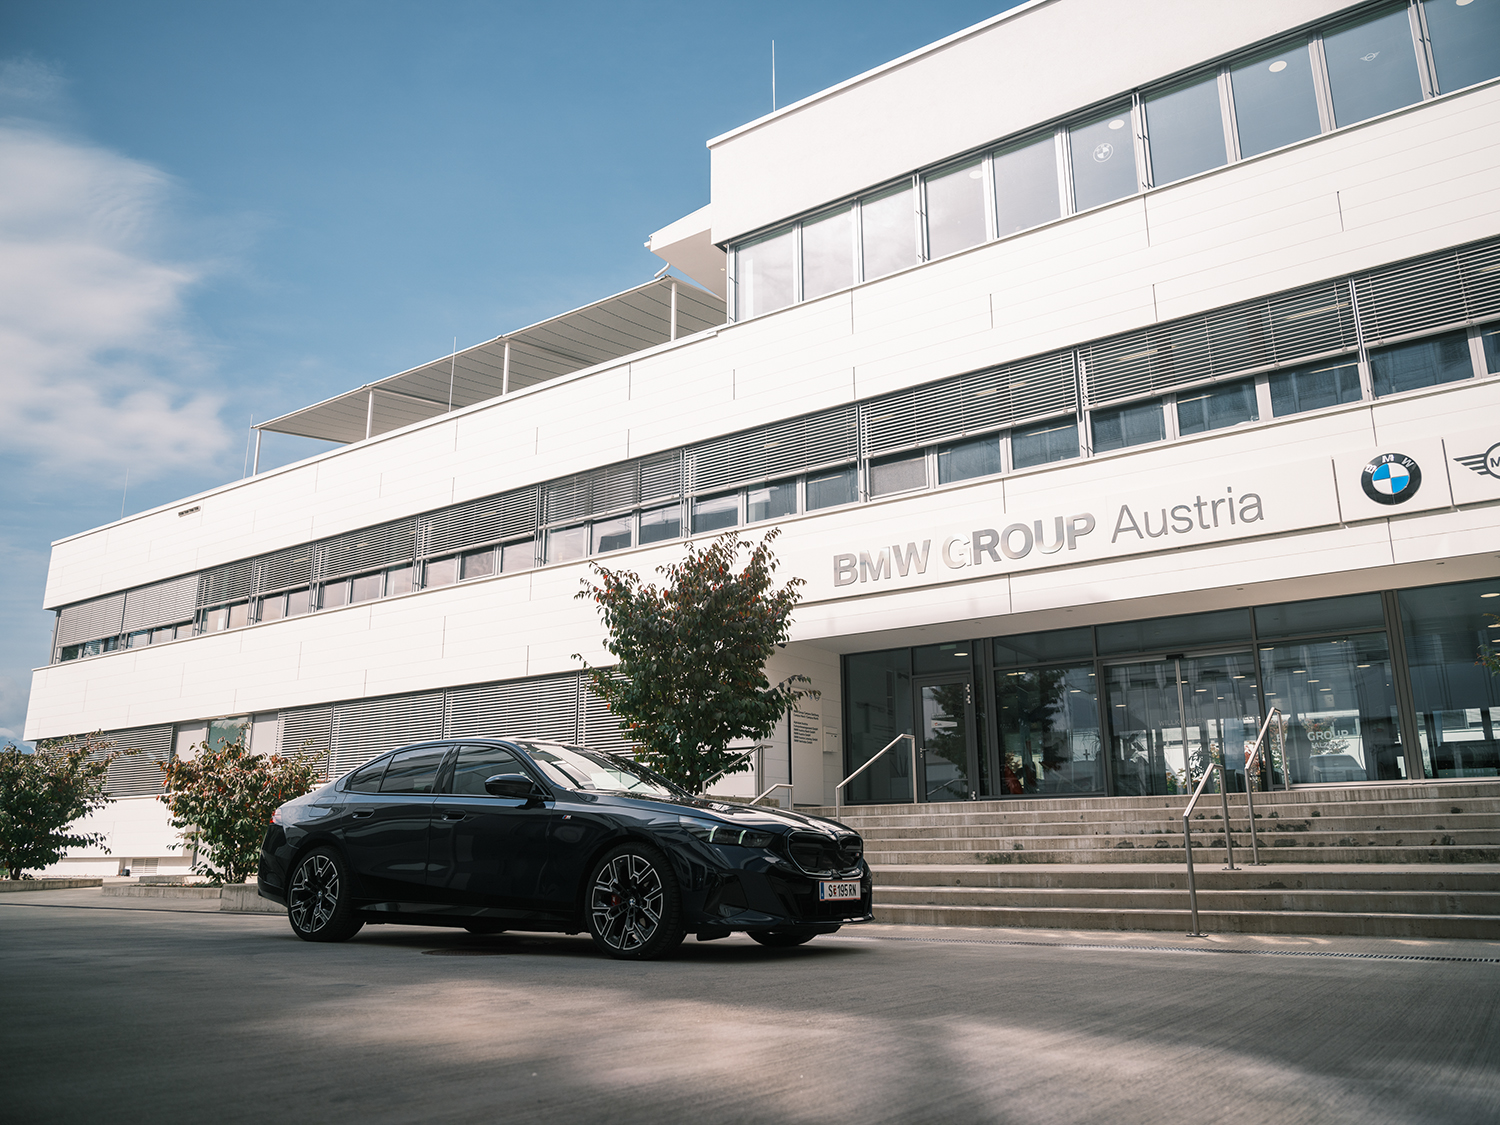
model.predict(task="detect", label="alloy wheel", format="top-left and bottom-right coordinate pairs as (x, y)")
top-left (289, 853), bottom-right (340, 935)
top-left (589, 852), bottom-right (665, 953)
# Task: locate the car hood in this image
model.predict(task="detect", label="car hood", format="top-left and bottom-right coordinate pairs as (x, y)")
top-left (585, 789), bottom-right (852, 834)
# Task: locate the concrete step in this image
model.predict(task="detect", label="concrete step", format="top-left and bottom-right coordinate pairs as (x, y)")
top-left (855, 813), bottom-right (1498, 840)
top-left (874, 884), bottom-right (1500, 915)
top-left (864, 845), bottom-right (1500, 865)
top-left (835, 799), bottom-right (1500, 830)
top-left (864, 828), bottom-right (1500, 852)
top-left (869, 863), bottom-right (1500, 889)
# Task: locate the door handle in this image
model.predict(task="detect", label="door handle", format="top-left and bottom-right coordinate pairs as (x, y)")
top-left (442, 811), bottom-right (467, 821)
top-left (351, 810), bottom-right (373, 819)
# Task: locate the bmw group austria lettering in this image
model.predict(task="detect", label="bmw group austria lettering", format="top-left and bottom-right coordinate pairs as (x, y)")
top-left (1361, 453), bottom-right (1422, 505)
top-left (258, 739), bottom-right (872, 960)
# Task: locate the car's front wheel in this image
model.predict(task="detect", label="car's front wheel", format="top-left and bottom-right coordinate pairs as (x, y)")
top-left (585, 843), bottom-right (684, 960)
top-left (287, 848), bottom-right (363, 943)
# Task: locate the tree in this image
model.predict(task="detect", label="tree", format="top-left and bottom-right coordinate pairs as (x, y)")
top-left (1479, 614), bottom-right (1500, 677)
top-left (576, 529), bottom-right (816, 794)
top-left (159, 740), bottom-right (323, 884)
top-left (0, 734), bottom-right (135, 881)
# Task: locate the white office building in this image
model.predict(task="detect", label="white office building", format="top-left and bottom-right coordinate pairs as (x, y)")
top-left (25, 0), bottom-right (1500, 877)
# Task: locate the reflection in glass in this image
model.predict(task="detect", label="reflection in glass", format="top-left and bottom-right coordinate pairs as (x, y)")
top-left (869, 452), bottom-right (927, 496)
top-left (350, 573), bottom-right (383, 603)
top-left (319, 582), bottom-right (348, 610)
top-left (1399, 579), bottom-right (1500, 779)
top-left (1097, 610), bottom-right (1252, 655)
top-left (994, 134), bottom-right (1060, 236)
top-left (925, 161), bottom-right (987, 259)
top-left (1145, 74), bottom-right (1227, 185)
top-left (1259, 634), bottom-right (1403, 783)
top-left (736, 228), bottom-right (794, 319)
top-left (1092, 399), bottom-right (1164, 452)
top-left (1483, 324), bottom-right (1500, 374)
top-left (1269, 358), bottom-right (1362, 416)
top-left (1011, 418), bottom-right (1078, 468)
top-left (423, 557), bottom-right (457, 588)
top-left (1370, 330), bottom-right (1472, 395)
top-left (920, 682), bottom-right (971, 800)
top-left (546, 526), bottom-right (588, 564)
top-left (592, 516), bottom-right (632, 554)
top-left (1254, 593), bottom-right (1385, 638)
top-left (259, 594), bottom-right (286, 622)
top-left (501, 540), bottom-right (536, 571)
top-left (802, 207), bottom-right (854, 301)
top-left (460, 549), bottom-right (495, 581)
top-left (691, 493), bottom-right (739, 534)
top-left (994, 628), bottom-right (1094, 667)
top-left (995, 665), bottom-right (1103, 795)
top-left (860, 184), bottom-right (916, 281)
top-left (843, 649), bottom-right (914, 802)
top-left (1324, 6), bottom-right (1423, 127)
top-left (1069, 108), bottom-right (1137, 211)
top-left (386, 565), bottom-right (414, 596)
top-left (937, 436), bottom-right (1001, 484)
top-left (1231, 45), bottom-right (1321, 158)
top-left (1423, 0), bottom-right (1500, 93)
top-left (638, 504), bottom-right (681, 545)
top-left (806, 465), bottom-right (857, 510)
top-left (1177, 377), bottom-right (1257, 435)
top-left (747, 479), bottom-right (797, 523)
top-left (286, 588), bottom-right (311, 616)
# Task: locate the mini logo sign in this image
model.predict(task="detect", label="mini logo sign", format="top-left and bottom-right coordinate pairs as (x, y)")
top-left (1453, 441), bottom-right (1500, 480)
top-left (1360, 453), bottom-right (1421, 505)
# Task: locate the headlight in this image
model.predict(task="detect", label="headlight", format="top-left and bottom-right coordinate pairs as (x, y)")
top-left (678, 817), bottom-right (775, 849)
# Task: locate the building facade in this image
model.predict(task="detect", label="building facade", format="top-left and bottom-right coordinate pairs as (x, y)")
top-left (25, 0), bottom-right (1500, 876)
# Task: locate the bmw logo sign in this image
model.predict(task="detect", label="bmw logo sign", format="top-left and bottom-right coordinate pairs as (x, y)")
top-left (1361, 453), bottom-right (1421, 505)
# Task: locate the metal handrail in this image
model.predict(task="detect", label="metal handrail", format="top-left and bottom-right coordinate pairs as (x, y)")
top-left (750, 782), bottom-right (793, 808)
top-left (1239, 707), bottom-right (1286, 866)
top-left (697, 748), bottom-right (759, 794)
top-left (834, 733), bottom-right (918, 816)
top-left (1181, 757), bottom-right (1229, 937)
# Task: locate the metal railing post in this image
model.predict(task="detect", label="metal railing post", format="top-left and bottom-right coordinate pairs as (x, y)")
top-left (1181, 763), bottom-right (1217, 937)
top-left (1218, 758), bottom-right (1236, 871)
top-left (834, 733), bottom-right (917, 817)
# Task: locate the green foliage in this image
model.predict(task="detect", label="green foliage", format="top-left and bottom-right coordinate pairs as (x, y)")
top-left (160, 740), bottom-right (323, 884)
top-left (1480, 615), bottom-right (1500, 677)
top-left (0, 733), bottom-right (134, 881)
top-left (576, 529), bottom-right (816, 794)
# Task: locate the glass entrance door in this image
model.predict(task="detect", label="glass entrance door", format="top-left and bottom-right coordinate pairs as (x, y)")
top-left (1105, 652), bottom-right (1261, 796)
top-left (916, 679), bottom-right (976, 801)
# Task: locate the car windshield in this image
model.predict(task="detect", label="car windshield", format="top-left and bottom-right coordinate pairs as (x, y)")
top-left (517, 743), bottom-right (682, 799)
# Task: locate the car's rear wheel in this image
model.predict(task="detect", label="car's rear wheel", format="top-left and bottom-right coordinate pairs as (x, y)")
top-left (749, 928), bottom-right (824, 948)
top-left (287, 848), bottom-right (363, 943)
top-left (585, 843), bottom-right (684, 960)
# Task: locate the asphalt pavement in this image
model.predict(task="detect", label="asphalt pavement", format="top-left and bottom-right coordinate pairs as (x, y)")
top-left (3, 887), bottom-right (1498, 1125)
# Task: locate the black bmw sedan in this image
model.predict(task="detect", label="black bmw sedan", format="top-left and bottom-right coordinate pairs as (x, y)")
top-left (258, 738), bottom-right (872, 959)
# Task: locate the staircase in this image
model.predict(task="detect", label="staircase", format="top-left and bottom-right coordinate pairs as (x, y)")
top-left (813, 781), bottom-right (1500, 939)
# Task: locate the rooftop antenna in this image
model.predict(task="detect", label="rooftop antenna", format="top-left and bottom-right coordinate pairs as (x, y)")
top-left (241, 414), bottom-right (254, 478)
top-left (771, 40), bottom-right (776, 111)
top-left (120, 467), bottom-right (129, 519)
top-left (448, 337), bottom-right (456, 412)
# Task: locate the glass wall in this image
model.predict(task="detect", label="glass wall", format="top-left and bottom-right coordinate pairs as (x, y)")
top-left (844, 649), bottom-right (914, 803)
top-left (995, 664), bottom-right (1103, 795)
top-left (1144, 73), bottom-right (1227, 186)
top-left (1400, 580), bottom-right (1500, 779)
top-left (1370, 329), bottom-right (1473, 395)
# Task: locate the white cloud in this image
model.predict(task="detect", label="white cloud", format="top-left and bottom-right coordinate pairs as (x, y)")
top-left (0, 75), bottom-right (229, 481)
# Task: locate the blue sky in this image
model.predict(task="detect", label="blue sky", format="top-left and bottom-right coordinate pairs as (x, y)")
top-left (0, 0), bottom-right (1020, 745)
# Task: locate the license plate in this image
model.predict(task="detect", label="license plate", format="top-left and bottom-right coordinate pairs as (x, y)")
top-left (818, 879), bottom-right (861, 902)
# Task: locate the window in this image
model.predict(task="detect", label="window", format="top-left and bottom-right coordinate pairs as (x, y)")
top-left (320, 581), bottom-right (348, 610)
top-left (449, 744), bottom-right (526, 796)
top-left (228, 602), bottom-right (249, 628)
top-left (860, 183), bottom-right (916, 281)
top-left (386, 565), bottom-right (414, 596)
top-left (203, 603), bottom-right (248, 632)
top-left (937, 436), bottom-right (1001, 484)
top-left (424, 557), bottom-right (458, 587)
top-left (1069, 106), bottom-right (1137, 211)
top-left (379, 745), bottom-right (449, 794)
top-left (995, 665), bottom-right (1103, 795)
top-left (207, 716), bottom-right (249, 751)
top-left (547, 526), bottom-right (588, 564)
top-left (1423, 0), bottom-right (1500, 93)
top-left (126, 630), bottom-right (150, 648)
top-left (691, 493), bottom-right (739, 534)
top-left (924, 160), bottom-right (986, 259)
top-left (1176, 378), bottom-right (1257, 435)
top-left (993, 134), bottom-right (1060, 236)
top-left (1144, 73), bottom-right (1227, 185)
top-left (1399, 579), bottom-right (1500, 779)
top-left (639, 504), bottom-right (682, 545)
top-left (1370, 329), bottom-right (1472, 396)
top-left (258, 593), bottom-right (286, 622)
top-left (346, 757), bottom-right (389, 793)
top-left (592, 516), bottom-right (632, 554)
top-left (350, 573), bottom-right (383, 603)
top-left (806, 465), bottom-right (857, 510)
top-left (1230, 44), bottom-right (1321, 158)
top-left (747, 479), bottom-right (797, 523)
top-left (151, 625), bottom-right (180, 644)
top-left (1323, 6), bottom-right (1423, 127)
top-left (501, 540), bottom-right (536, 571)
top-left (1269, 357), bottom-right (1363, 416)
top-left (1011, 418), bottom-right (1078, 468)
top-left (802, 207), bottom-right (854, 301)
top-left (869, 452), bottom-right (927, 497)
top-left (1091, 399), bottom-right (1164, 452)
top-left (736, 228), bottom-right (794, 319)
top-left (1484, 324), bottom-right (1500, 374)
top-left (1254, 593), bottom-right (1386, 638)
top-left (460, 548), bottom-right (495, 580)
top-left (286, 588), bottom-right (311, 616)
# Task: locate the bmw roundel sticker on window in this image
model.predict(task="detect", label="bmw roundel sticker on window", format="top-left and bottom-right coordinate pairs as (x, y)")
top-left (1360, 453), bottom-right (1421, 505)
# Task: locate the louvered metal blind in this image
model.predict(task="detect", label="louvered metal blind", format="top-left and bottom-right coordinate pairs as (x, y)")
top-left (444, 674), bottom-right (580, 743)
top-left (121, 576), bottom-right (198, 632)
top-left (688, 405), bottom-right (858, 492)
top-left (320, 519), bottom-right (417, 579)
top-left (100, 725), bottom-right (174, 797)
top-left (198, 561), bottom-right (254, 608)
top-left (279, 705), bottom-right (334, 766)
top-left (578, 681), bottom-right (637, 754)
top-left (255, 546), bottom-right (315, 593)
top-left (1085, 281), bottom-right (1356, 406)
top-left (639, 455), bottom-right (682, 502)
top-left (1354, 238), bottom-right (1500, 345)
top-left (329, 691), bottom-right (445, 776)
top-left (54, 593), bottom-right (126, 649)
top-left (863, 350), bottom-right (1077, 456)
top-left (423, 489), bottom-right (538, 556)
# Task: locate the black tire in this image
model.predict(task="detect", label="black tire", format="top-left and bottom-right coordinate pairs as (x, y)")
top-left (463, 922), bottom-right (507, 935)
top-left (749, 929), bottom-right (822, 948)
top-left (585, 843), bottom-right (685, 960)
top-left (286, 848), bottom-right (364, 943)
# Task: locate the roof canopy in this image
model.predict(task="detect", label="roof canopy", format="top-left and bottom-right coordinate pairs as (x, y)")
top-left (259, 276), bottom-right (724, 445)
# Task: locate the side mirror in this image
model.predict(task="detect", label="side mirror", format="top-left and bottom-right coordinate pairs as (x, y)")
top-left (484, 773), bottom-right (546, 802)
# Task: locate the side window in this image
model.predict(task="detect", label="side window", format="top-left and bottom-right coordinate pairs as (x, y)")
top-left (346, 756), bottom-right (391, 794)
top-left (379, 746), bottom-right (450, 794)
top-left (449, 745), bottom-right (527, 796)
